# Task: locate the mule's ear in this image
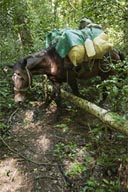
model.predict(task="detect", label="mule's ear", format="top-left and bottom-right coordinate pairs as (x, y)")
top-left (21, 58), bottom-right (28, 68)
top-left (6, 64), bottom-right (14, 68)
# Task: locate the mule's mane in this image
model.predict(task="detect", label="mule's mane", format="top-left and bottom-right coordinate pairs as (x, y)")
top-left (23, 49), bottom-right (47, 69)
top-left (14, 45), bottom-right (64, 71)
top-left (25, 49), bottom-right (46, 60)
top-left (25, 45), bottom-right (57, 59)
top-left (25, 45), bottom-right (57, 61)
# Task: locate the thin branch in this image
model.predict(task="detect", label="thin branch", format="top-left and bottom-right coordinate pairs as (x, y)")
top-left (8, 108), bottom-right (19, 124)
top-left (0, 136), bottom-right (57, 166)
top-left (67, 0), bottom-right (77, 10)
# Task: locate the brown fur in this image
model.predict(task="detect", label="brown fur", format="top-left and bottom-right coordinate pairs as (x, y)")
top-left (11, 46), bottom-right (125, 118)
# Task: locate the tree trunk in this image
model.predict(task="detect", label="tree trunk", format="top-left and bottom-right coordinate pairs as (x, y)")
top-left (123, 1), bottom-right (128, 55)
top-left (61, 89), bottom-right (128, 136)
top-left (13, 1), bottom-right (33, 48)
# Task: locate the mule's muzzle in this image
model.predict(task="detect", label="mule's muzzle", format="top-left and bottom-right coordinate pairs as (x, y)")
top-left (14, 92), bottom-right (26, 103)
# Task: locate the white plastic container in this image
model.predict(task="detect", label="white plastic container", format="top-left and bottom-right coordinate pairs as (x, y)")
top-left (84, 38), bottom-right (96, 58)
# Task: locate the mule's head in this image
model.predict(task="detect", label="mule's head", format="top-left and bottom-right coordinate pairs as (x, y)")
top-left (12, 58), bottom-right (32, 103)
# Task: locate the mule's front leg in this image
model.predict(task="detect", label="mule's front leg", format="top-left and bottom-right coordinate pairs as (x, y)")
top-left (53, 82), bottom-right (62, 121)
top-left (40, 83), bottom-right (60, 111)
top-left (42, 82), bottom-right (61, 121)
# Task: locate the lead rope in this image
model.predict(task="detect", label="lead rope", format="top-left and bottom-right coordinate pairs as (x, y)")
top-left (43, 75), bottom-right (49, 100)
top-left (25, 66), bottom-right (32, 88)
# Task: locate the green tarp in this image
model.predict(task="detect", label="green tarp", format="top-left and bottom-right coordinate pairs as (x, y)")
top-left (46, 27), bottom-right (103, 58)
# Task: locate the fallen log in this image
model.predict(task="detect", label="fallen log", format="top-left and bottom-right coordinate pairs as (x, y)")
top-left (61, 89), bottom-right (128, 136)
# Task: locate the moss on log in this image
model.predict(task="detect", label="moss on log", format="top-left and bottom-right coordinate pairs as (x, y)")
top-left (61, 89), bottom-right (128, 136)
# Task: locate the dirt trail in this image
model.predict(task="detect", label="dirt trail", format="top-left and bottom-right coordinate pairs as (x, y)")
top-left (0, 101), bottom-right (128, 192)
top-left (0, 102), bottom-right (93, 192)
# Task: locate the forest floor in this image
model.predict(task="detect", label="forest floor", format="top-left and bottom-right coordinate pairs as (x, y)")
top-left (0, 97), bottom-right (128, 192)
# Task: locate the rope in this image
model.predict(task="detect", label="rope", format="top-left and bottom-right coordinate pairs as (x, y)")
top-left (25, 66), bottom-right (32, 88)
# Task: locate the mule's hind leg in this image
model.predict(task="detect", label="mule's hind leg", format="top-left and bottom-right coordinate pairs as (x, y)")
top-left (98, 72), bottom-right (111, 106)
top-left (67, 70), bottom-right (80, 97)
top-left (51, 82), bottom-right (62, 121)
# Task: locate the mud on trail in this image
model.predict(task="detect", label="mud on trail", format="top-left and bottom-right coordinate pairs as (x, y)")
top-left (0, 100), bottom-right (128, 192)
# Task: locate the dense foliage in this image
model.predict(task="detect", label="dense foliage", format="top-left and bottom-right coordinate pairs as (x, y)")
top-left (0, 0), bottom-right (127, 105)
top-left (0, 0), bottom-right (127, 61)
top-left (0, 0), bottom-right (128, 191)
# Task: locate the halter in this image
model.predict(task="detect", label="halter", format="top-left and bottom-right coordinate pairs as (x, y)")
top-left (13, 66), bottom-right (32, 92)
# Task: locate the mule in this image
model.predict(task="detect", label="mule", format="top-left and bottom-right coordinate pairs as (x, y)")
top-left (10, 46), bottom-right (125, 118)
